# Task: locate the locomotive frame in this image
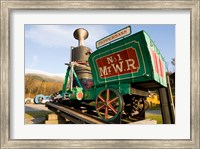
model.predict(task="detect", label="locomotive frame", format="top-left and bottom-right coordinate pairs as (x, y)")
top-left (57, 27), bottom-right (167, 123)
top-left (60, 61), bottom-right (149, 123)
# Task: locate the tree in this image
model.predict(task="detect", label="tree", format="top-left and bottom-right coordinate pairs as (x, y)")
top-left (171, 58), bottom-right (175, 66)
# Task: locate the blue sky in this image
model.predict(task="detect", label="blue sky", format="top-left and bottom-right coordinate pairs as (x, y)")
top-left (25, 24), bottom-right (175, 75)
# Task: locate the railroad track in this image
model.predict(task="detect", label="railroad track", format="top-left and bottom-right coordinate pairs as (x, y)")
top-left (45, 102), bottom-right (157, 124)
top-left (45, 102), bottom-right (110, 124)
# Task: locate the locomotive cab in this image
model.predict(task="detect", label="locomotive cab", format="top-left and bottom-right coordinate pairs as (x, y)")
top-left (87, 28), bottom-right (167, 121)
top-left (60, 26), bottom-right (167, 123)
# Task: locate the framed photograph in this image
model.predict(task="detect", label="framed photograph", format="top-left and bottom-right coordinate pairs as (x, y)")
top-left (1, 0), bottom-right (199, 148)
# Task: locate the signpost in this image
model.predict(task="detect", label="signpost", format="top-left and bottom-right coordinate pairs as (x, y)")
top-left (96, 26), bottom-right (131, 49)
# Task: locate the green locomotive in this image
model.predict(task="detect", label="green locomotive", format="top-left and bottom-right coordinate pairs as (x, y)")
top-left (57, 26), bottom-right (167, 123)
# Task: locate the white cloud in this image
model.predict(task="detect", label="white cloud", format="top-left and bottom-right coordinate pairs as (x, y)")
top-left (25, 25), bottom-right (109, 50)
top-left (81, 26), bottom-right (110, 50)
top-left (25, 69), bottom-right (65, 78)
top-left (28, 55), bottom-right (39, 69)
top-left (25, 25), bottom-right (70, 47)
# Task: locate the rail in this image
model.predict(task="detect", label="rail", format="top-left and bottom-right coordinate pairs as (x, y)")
top-left (45, 102), bottom-right (157, 124)
top-left (45, 102), bottom-right (109, 124)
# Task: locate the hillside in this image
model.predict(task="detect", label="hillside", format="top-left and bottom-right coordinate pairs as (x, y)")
top-left (25, 73), bottom-right (64, 83)
top-left (25, 72), bottom-right (65, 98)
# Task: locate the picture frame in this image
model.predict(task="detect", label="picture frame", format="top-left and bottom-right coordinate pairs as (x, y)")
top-left (1, 0), bottom-right (199, 148)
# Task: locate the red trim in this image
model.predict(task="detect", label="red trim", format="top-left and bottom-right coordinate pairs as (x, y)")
top-left (151, 50), bottom-right (159, 74)
top-left (158, 58), bottom-right (164, 77)
top-left (151, 49), bottom-right (164, 78)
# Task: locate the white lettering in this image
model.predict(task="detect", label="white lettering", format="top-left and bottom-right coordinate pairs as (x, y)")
top-left (107, 66), bottom-right (112, 74)
top-left (111, 61), bottom-right (124, 73)
top-left (99, 66), bottom-right (108, 76)
top-left (125, 59), bottom-right (136, 70)
top-left (106, 56), bottom-right (114, 64)
top-left (116, 54), bottom-right (122, 61)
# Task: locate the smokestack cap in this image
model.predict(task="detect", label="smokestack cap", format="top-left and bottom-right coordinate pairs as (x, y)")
top-left (73, 28), bottom-right (89, 41)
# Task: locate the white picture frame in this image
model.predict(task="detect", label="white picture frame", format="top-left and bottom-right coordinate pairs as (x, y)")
top-left (1, 0), bottom-right (199, 148)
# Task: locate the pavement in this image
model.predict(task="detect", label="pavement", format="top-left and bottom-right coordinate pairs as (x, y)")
top-left (25, 117), bottom-right (46, 124)
top-left (25, 103), bottom-right (51, 124)
top-left (25, 103), bottom-right (51, 112)
top-left (146, 110), bottom-right (161, 115)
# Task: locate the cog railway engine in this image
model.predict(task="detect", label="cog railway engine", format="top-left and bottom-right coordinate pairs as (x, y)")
top-left (52, 26), bottom-right (167, 123)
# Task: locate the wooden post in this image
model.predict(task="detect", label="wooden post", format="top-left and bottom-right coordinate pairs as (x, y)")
top-left (159, 88), bottom-right (172, 124)
top-left (166, 75), bottom-right (175, 124)
top-left (45, 113), bottom-right (67, 124)
top-left (158, 76), bottom-right (175, 124)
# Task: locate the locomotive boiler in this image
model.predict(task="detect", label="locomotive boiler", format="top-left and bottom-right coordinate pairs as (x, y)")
top-left (71, 28), bottom-right (93, 89)
top-left (57, 26), bottom-right (167, 123)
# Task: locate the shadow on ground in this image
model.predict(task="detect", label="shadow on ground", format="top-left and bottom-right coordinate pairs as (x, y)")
top-left (25, 108), bottom-right (52, 124)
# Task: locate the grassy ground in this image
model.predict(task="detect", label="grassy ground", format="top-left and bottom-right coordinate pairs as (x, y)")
top-left (146, 105), bottom-right (162, 124)
top-left (145, 113), bottom-right (163, 124)
top-left (148, 105), bottom-right (161, 110)
top-left (25, 111), bottom-right (53, 119)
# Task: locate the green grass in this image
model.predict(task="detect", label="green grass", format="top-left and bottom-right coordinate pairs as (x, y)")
top-left (25, 111), bottom-right (53, 119)
top-left (145, 113), bottom-right (163, 124)
top-left (148, 105), bottom-right (161, 110)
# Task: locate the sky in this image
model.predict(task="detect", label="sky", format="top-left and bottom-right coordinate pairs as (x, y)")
top-left (25, 24), bottom-right (175, 76)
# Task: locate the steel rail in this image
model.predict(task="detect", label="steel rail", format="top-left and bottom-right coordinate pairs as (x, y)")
top-left (45, 102), bottom-right (156, 124)
top-left (46, 102), bottom-right (108, 124)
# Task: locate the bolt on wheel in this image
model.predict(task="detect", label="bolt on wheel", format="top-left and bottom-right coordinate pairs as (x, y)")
top-left (132, 97), bottom-right (145, 116)
top-left (95, 89), bottom-right (123, 122)
top-left (124, 96), bottom-right (146, 117)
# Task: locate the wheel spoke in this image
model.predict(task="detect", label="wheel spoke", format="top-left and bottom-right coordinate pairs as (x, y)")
top-left (98, 95), bottom-right (105, 103)
top-left (96, 89), bottom-right (123, 121)
top-left (108, 104), bottom-right (117, 114)
top-left (106, 89), bottom-right (110, 102)
top-left (97, 104), bottom-right (106, 111)
top-left (109, 97), bottom-right (118, 104)
top-left (105, 107), bottom-right (108, 119)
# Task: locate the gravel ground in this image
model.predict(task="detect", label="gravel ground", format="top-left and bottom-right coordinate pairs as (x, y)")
top-left (25, 104), bottom-right (51, 124)
top-left (25, 103), bottom-right (51, 112)
top-left (25, 117), bottom-right (46, 124)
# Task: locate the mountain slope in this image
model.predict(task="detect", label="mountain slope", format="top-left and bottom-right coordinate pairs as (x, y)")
top-left (25, 72), bottom-right (65, 98)
top-left (25, 73), bottom-right (64, 83)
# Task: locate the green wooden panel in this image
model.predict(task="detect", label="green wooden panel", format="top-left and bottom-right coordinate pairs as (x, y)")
top-left (83, 83), bottom-right (131, 100)
top-left (143, 32), bottom-right (167, 87)
top-left (88, 30), bottom-right (167, 88)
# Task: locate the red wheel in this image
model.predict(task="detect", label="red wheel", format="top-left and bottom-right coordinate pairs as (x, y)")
top-left (95, 89), bottom-right (123, 122)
